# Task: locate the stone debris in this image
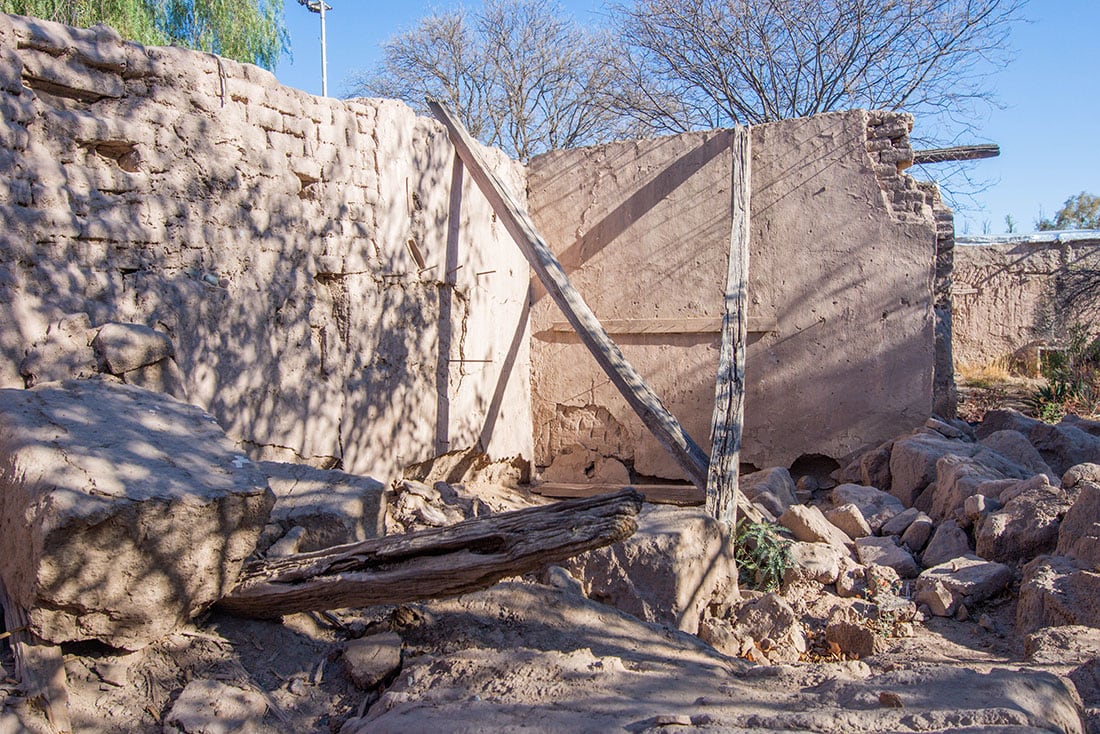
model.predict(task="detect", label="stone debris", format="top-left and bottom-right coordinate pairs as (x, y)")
top-left (342, 632), bottom-right (403, 690)
top-left (975, 474), bottom-right (1075, 563)
top-left (916, 555), bottom-right (1013, 616)
top-left (164, 679), bottom-right (279, 734)
top-left (831, 483), bottom-right (905, 533)
top-left (855, 536), bottom-right (919, 578)
top-left (825, 503), bottom-right (873, 540)
top-left (778, 503), bottom-right (853, 549)
top-left (920, 519), bottom-right (971, 568)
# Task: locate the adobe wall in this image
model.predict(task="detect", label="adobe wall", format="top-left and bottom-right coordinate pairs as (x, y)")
top-left (0, 14), bottom-right (533, 480)
top-left (527, 110), bottom-right (943, 479)
top-left (952, 233), bottom-right (1100, 367)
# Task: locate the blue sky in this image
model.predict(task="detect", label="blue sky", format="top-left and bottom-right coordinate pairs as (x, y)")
top-left (274, 0), bottom-right (1097, 235)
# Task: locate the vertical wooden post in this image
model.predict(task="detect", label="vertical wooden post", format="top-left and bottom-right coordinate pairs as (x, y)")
top-left (428, 100), bottom-right (712, 489)
top-left (0, 579), bottom-right (71, 733)
top-left (706, 127), bottom-right (751, 526)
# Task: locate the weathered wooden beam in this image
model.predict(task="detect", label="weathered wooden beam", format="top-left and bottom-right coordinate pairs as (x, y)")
top-left (912, 144), bottom-right (1000, 165)
top-left (0, 579), bottom-right (71, 734)
top-left (542, 316), bottom-right (777, 335)
top-left (707, 127), bottom-right (752, 526)
top-left (218, 489), bottom-right (643, 618)
top-left (531, 482), bottom-right (704, 506)
top-left (428, 99), bottom-right (712, 489)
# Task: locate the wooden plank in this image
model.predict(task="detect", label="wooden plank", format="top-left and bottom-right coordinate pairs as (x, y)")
top-left (218, 489), bottom-right (644, 618)
top-left (531, 482), bottom-right (704, 506)
top-left (707, 127), bottom-right (754, 526)
top-left (543, 316), bottom-right (777, 335)
top-left (428, 100), bottom-right (711, 490)
top-left (0, 579), bottom-right (71, 733)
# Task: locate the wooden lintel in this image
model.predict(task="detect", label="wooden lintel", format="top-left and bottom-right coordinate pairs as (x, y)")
top-left (531, 482), bottom-right (704, 506)
top-left (913, 144), bottom-right (1000, 165)
top-left (542, 316), bottom-right (777, 336)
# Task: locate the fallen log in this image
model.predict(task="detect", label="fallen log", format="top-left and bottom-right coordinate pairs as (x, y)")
top-left (218, 489), bottom-right (643, 618)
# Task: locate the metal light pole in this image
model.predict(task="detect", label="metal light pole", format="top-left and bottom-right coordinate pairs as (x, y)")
top-left (297, 0), bottom-right (332, 96)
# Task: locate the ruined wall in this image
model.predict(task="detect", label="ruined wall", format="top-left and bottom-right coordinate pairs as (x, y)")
top-left (0, 14), bottom-right (533, 480)
top-left (952, 232), bottom-right (1100, 367)
top-left (527, 110), bottom-right (941, 479)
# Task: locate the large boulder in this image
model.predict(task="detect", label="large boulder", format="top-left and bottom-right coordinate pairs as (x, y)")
top-left (831, 483), bottom-right (904, 533)
top-left (1030, 421), bottom-right (1100, 478)
top-left (1057, 480), bottom-right (1100, 570)
top-left (855, 536), bottom-right (919, 578)
top-left (1018, 554), bottom-right (1100, 635)
top-left (740, 467), bottom-right (798, 517)
top-left (915, 554), bottom-right (1013, 617)
top-left (975, 475), bottom-right (1075, 564)
top-left (563, 505), bottom-right (737, 634)
top-left (920, 519), bottom-right (971, 568)
top-left (979, 429), bottom-right (1056, 482)
top-left (928, 454), bottom-right (1007, 522)
top-left (778, 504), bottom-right (852, 549)
top-left (0, 380), bottom-right (274, 649)
top-left (888, 431), bottom-right (976, 507)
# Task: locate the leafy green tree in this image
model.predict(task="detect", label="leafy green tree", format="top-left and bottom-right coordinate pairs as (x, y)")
top-left (0, 0), bottom-right (287, 69)
top-left (1037, 192), bottom-right (1100, 231)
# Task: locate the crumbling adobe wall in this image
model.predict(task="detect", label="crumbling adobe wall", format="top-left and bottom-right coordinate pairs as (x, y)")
top-left (527, 110), bottom-right (941, 480)
top-left (0, 14), bottom-right (533, 479)
top-left (952, 233), bottom-right (1100, 367)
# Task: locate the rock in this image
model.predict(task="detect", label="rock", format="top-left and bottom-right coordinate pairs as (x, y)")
top-left (975, 475), bottom-right (1075, 564)
top-left (859, 441), bottom-right (894, 491)
top-left (778, 504), bottom-right (852, 549)
top-left (740, 467), bottom-right (798, 512)
top-left (1063, 463), bottom-right (1100, 490)
top-left (899, 512), bottom-right (935, 552)
top-left (855, 536), bottom-right (919, 578)
top-left (831, 484), bottom-right (905, 533)
top-left (929, 454), bottom-right (1009, 522)
top-left (259, 461), bottom-right (385, 552)
top-left (926, 416), bottom-right (968, 439)
top-left (823, 503), bottom-right (871, 540)
top-left (1018, 554), bottom-right (1100, 635)
top-left (1057, 481), bottom-right (1100, 570)
top-left (1063, 414), bottom-right (1100, 437)
top-left (728, 593), bottom-right (806, 664)
top-left (825, 620), bottom-right (881, 659)
top-left (917, 554), bottom-right (1013, 613)
top-left (564, 505), bottom-right (737, 634)
top-left (785, 541), bottom-right (843, 585)
top-left (385, 479), bottom-right (481, 533)
top-left (881, 506), bottom-right (921, 536)
top-left (963, 493), bottom-right (1001, 524)
top-left (91, 322), bottom-right (175, 375)
top-left (835, 557), bottom-right (866, 598)
top-left (980, 429), bottom-right (1057, 482)
top-left (121, 356), bottom-right (189, 401)
top-left (343, 632), bottom-right (403, 690)
top-left (164, 678), bottom-right (278, 734)
top-left (888, 431), bottom-right (977, 507)
top-left (1030, 421), bottom-right (1100, 478)
top-left (18, 313), bottom-right (97, 387)
top-left (0, 380), bottom-right (274, 649)
top-left (975, 408), bottom-right (1043, 439)
top-left (916, 578), bottom-right (956, 616)
top-left (921, 520), bottom-right (971, 568)
top-left (1025, 624), bottom-right (1100, 664)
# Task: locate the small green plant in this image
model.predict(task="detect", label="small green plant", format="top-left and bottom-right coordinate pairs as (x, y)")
top-left (1029, 323), bottom-right (1100, 422)
top-left (733, 520), bottom-right (792, 592)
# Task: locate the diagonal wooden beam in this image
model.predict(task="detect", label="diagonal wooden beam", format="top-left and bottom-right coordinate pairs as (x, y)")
top-left (428, 100), bottom-right (712, 488)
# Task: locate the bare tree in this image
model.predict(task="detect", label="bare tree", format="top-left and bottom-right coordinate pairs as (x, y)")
top-left (347, 0), bottom-right (624, 160)
top-left (606, 0), bottom-right (1026, 143)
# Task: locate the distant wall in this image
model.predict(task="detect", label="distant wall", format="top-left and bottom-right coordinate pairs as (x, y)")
top-left (0, 14), bottom-right (533, 480)
top-left (953, 232), bottom-right (1100, 367)
top-left (527, 110), bottom-right (943, 478)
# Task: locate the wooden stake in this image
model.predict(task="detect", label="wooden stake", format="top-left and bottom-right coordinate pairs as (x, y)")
top-left (706, 127), bottom-right (752, 526)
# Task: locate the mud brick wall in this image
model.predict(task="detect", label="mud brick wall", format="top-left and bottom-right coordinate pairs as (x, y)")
top-left (953, 233), bottom-right (1100, 367)
top-left (528, 110), bottom-right (943, 479)
top-left (0, 14), bottom-right (533, 480)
